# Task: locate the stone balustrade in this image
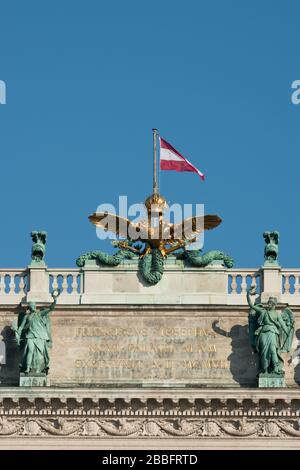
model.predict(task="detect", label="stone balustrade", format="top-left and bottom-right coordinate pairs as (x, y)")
top-left (49, 269), bottom-right (82, 295)
top-left (0, 263), bottom-right (299, 306)
top-left (282, 269), bottom-right (300, 294)
top-left (281, 269), bottom-right (300, 305)
top-left (228, 269), bottom-right (261, 294)
top-left (47, 269), bottom-right (82, 305)
top-left (0, 270), bottom-right (29, 304)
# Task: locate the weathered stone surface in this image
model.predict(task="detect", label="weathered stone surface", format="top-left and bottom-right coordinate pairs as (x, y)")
top-left (19, 373), bottom-right (48, 387)
top-left (1, 244), bottom-right (300, 449)
top-left (0, 387), bottom-right (298, 448)
top-left (1, 305), bottom-right (300, 388)
top-left (50, 309), bottom-right (256, 387)
top-left (258, 374), bottom-right (285, 388)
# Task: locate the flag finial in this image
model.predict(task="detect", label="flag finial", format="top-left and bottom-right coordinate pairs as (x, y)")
top-left (152, 128), bottom-right (159, 195)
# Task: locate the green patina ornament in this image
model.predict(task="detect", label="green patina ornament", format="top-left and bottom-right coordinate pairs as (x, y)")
top-left (139, 248), bottom-right (164, 284)
top-left (263, 231), bottom-right (279, 266)
top-left (76, 241), bottom-right (136, 268)
top-left (176, 249), bottom-right (234, 268)
top-left (13, 289), bottom-right (61, 376)
top-left (30, 231), bottom-right (47, 264)
top-left (247, 286), bottom-right (294, 387)
top-left (76, 242), bottom-right (234, 286)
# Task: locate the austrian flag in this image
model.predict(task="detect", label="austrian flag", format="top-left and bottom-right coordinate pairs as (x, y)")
top-left (159, 137), bottom-right (205, 181)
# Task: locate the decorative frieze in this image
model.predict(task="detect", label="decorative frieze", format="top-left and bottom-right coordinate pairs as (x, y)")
top-left (1, 415), bottom-right (300, 439)
top-left (0, 389), bottom-right (298, 441)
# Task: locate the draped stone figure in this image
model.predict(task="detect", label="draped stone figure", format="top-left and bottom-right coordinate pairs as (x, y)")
top-left (247, 286), bottom-right (294, 385)
top-left (13, 290), bottom-right (60, 375)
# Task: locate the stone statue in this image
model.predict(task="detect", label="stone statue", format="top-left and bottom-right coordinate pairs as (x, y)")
top-left (13, 289), bottom-right (61, 375)
top-left (31, 231), bottom-right (47, 263)
top-left (263, 231), bottom-right (279, 265)
top-left (247, 286), bottom-right (294, 386)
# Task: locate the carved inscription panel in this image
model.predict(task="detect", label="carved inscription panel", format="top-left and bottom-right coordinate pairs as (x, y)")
top-left (48, 313), bottom-right (257, 386)
top-left (1, 310), bottom-right (299, 386)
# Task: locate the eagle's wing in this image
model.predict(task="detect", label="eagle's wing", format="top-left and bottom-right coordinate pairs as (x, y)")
top-left (165, 214), bottom-right (222, 241)
top-left (89, 212), bottom-right (147, 240)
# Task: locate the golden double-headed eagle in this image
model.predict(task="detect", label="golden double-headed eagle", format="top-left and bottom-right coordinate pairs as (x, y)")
top-left (89, 193), bottom-right (221, 257)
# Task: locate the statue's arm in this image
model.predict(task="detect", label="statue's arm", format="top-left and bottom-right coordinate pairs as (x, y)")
top-left (247, 289), bottom-right (263, 314)
top-left (41, 298), bottom-right (57, 317)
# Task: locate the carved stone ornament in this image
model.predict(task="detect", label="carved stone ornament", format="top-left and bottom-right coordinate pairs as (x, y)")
top-left (0, 392), bottom-right (298, 442)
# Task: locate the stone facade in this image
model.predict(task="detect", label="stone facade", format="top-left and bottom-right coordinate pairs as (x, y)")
top-left (0, 260), bottom-right (300, 448)
top-left (0, 389), bottom-right (299, 449)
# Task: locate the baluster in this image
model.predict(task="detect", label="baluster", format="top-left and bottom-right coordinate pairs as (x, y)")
top-left (19, 275), bottom-right (25, 294)
top-left (21, 274), bottom-right (28, 293)
top-left (240, 275), bottom-right (247, 293)
top-left (250, 274), bottom-right (257, 293)
top-left (283, 275), bottom-right (290, 294)
top-left (71, 275), bottom-right (77, 294)
top-left (231, 275), bottom-right (238, 294)
top-left (0, 274), bottom-right (4, 294)
top-left (52, 275), bottom-right (59, 292)
top-left (62, 275), bottom-right (68, 294)
top-left (7, 275), bottom-right (13, 294)
top-left (12, 274), bottom-right (18, 293)
top-left (294, 275), bottom-right (300, 295)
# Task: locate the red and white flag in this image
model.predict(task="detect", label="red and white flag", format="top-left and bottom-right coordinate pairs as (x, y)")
top-left (159, 137), bottom-right (205, 181)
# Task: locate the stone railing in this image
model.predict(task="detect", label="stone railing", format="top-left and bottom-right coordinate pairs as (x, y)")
top-left (0, 269), bottom-right (29, 304)
top-left (49, 269), bottom-right (82, 295)
top-left (282, 270), bottom-right (300, 294)
top-left (228, 269), bottom-right (261, 294)
top-left (281, 269), bottom-right (300, 305)
top-left (227, 269), bottom-right (261, 306)
top-left (48, 269), bottom-right (82, 305)
top-left (0, 263), bottom-right (300, 306)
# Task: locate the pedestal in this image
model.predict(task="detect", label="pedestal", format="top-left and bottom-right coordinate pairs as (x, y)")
top-left (260, 265), bottom-right (282, 303)
top-left (258, 373), bottom-right (285, 388)
top-left (26, 263), bottom-right (52, 303)
top-left (19, 373), bottom-right (48, 387)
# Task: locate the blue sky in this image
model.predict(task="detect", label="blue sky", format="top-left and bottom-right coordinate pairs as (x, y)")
top-left (0, 0), bottom-right (299, 268)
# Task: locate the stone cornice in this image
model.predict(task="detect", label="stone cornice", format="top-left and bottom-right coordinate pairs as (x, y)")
top-left (0, 388), bottom-right (299, 445)
top-left (0, 387), bottom-right (298, 413)
top-left (2, 305), bottom-right (300, 313)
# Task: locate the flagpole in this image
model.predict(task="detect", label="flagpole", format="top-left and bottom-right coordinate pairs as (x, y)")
top-left (152, 128), bottom-right (158, 195)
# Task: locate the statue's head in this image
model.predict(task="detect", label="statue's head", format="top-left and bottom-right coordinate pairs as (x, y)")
top-left (28, 302), bottom-right (36, 313)
top-left (267, 296), bottom-right (277, 310)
